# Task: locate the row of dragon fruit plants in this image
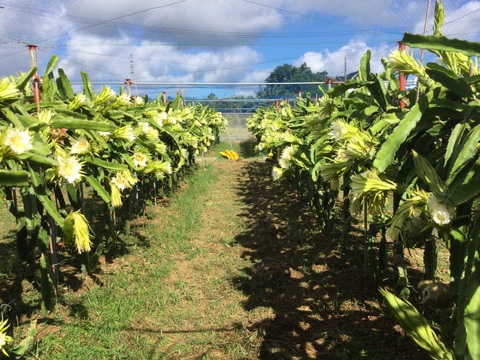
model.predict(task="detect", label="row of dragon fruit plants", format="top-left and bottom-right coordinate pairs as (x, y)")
top-left (246, 2), bottom-right (479, 359)
top-left (0, 54), bottom-right (227, 330)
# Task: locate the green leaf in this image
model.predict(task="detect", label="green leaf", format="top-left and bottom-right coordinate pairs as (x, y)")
top-left (51, 118), bottom-right (115, 131)
top-left (370, 112), bottom-right (401, 135)
top-left (27, 122), bottom-right (49, 133)
top-left (428, 97), bottom-right (467, 118)
top-left (81, 71), bottom-right (94, 103)
top-left (54, 108), bottom-right (89, 119)
top-left (0, 170), bottom-right (29, 186)
top-left (10, 320), bottom-right (36, 356)
top-left (373, 92), bottom-right (432, 172)
top-left (411, 150), bottom-right (445, 195)
top-left (19, 153), bottom-right (57, 167)
top-left (433, 0), bottom-right (445, 36)
top-left (445, 122), bottom-right (466, 170)
top-left (450, 123), bottom-right (480, 178)
top-left (121, 152), bottom-right (136, 169)
top-left (15, 67), bottom-right (38, 93)
top-left (379, 287), bottom-right (454, 359)
top-left (368, 73), bottom-right (388, 110)
top-left (328, 81), bottom-right (370, 98)
top-left (1, 107), bottom-right (23, 128)
top-left (43, 55), bottom-right (60, 77)
top-left (40, 76), bottom-right (58, 102)
top-left (469, 99), bottom-right (480, 107)
top-left (31, 138), bottom-right (52, 156)
top-left (465, 75), bottom-right (480, 85)
top-left (135, 138), bottom-right (156, 151)
top-left (85, 175), bottom-right (111, 203)
top-left (166, 94), bottom-right (184, 112)
top-left (454, 214), bottom-right (480, 359)
top-left (17, 153), bottom-right (57, 167)
top-left (402, 33), bottom-right (480, 57)
top-left (464, 286), bottom-right (480, 360)
top-left (86, 157), bottom-right (129, 171)
top-left (449, 173), bottom-right (480, 206)
top-left (29, 166), bottom-right (65, 227)
top-left (446, 154), bottom-right (479, 190)
top-left (358, 50), bottom-right (371, 81)
top-left (56, 68), bottom-right (74, 99)
top-left (426, 62), bottom-right (473, 98)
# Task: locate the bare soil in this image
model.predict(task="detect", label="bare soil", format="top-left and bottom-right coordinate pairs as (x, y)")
top-left (143, 157), bottom-right (433, 359)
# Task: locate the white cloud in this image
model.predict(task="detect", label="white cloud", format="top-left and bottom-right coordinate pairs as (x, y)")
top-left (295, 41), bottom-right (394, 78)
top-left (1, 0), bottom-right (479, 99)
top-left (56, 34), bottom-right (263, 83)
top-left (62, 0), bottom-right (284, 43)
top-left (241, 68), bottom-right (273, 83)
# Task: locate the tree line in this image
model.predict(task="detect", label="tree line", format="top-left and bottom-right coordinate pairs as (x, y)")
top-left (198, 63), bottom-right (329, 111)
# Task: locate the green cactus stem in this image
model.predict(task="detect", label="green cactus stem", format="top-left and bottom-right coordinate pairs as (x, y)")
top-left (424, 235), bottom-right (437, 280)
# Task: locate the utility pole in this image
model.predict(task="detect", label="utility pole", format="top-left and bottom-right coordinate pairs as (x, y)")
top-left (416, 0), bottom-right (432, 103)
top-left (130, 54), bottom-right (137, 96)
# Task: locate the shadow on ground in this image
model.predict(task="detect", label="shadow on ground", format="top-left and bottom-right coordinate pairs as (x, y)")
top-left (239, 140), bottom-right (259, 159)
top-left (232, 161), bottom-right (430, 360)
top-left (0, 193), bottom-right (154, 326)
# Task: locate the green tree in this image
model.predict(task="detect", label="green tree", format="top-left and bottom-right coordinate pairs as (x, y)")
top-left (202, 94), bottom-right (258, 113)
top-left (257, 63), bottom-right (328, 99)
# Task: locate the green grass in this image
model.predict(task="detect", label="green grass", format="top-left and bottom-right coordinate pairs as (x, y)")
top-left (23, 160), bottom-right (258, 359)
top-left (0, 205), bottom-right (18, 277)
top-left (29, 166), bottom-right (219, 359)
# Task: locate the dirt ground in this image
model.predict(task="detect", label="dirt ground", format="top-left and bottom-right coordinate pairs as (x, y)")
top-left (154, 157), bottom-right (433, 359)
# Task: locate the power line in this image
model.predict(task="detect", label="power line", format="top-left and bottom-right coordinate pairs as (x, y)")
top-left (0, 0), bottom-right (412, 42)
top-left (36, 0), bottom-right (187, 44)
top-left (0, 5), bottom-right (400, 41)
top-left (444, 7), bottom-right (480, 26)
top-left (1, 0), bottom-right (478, 87)
top-left (0, 48), bottom-right (27, 60)
top-left (37, 48), bottom-right (123, 78)
top-left (240, 0), bottom-right (357, 29)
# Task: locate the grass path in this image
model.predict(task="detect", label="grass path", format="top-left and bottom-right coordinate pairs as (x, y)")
top-left (33, 158), bottom-right (264, 359)
top-left (25, 149), bottom-right (431, 359)
top-left (147, 159), bottom-right (263, 358)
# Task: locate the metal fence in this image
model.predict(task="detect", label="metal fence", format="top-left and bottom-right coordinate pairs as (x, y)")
top-left (220, 112), bottom-right (255, 142)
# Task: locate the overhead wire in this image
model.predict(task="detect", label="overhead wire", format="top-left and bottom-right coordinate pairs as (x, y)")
top-left (36, 0), bottom-right (187, 44)
top-left (36, 48), bottom-right (124, 78)
top-left (239, 0), bottom-right (358, 29)
top-left (1, 0), bottom-right (479, 88)
top-left (0, 2), bottom-right (405, 42)
top-left (443, 6), bottom-right (480, 26)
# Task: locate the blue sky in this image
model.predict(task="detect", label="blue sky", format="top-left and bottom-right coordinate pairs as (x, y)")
top-left (1, 0), bottom-right (479, 98)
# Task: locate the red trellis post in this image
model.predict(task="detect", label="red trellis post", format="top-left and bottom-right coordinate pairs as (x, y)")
top-left (29, 44), bottom-right (60, 285)
top-left (399, 42), bottom-right (406, 108)
top-left (326, 78), bottom-right (333, 90)
top-left (28, 44), bottom-right (41, 111)
top-left (124, 78), bottom-right (133, 97)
